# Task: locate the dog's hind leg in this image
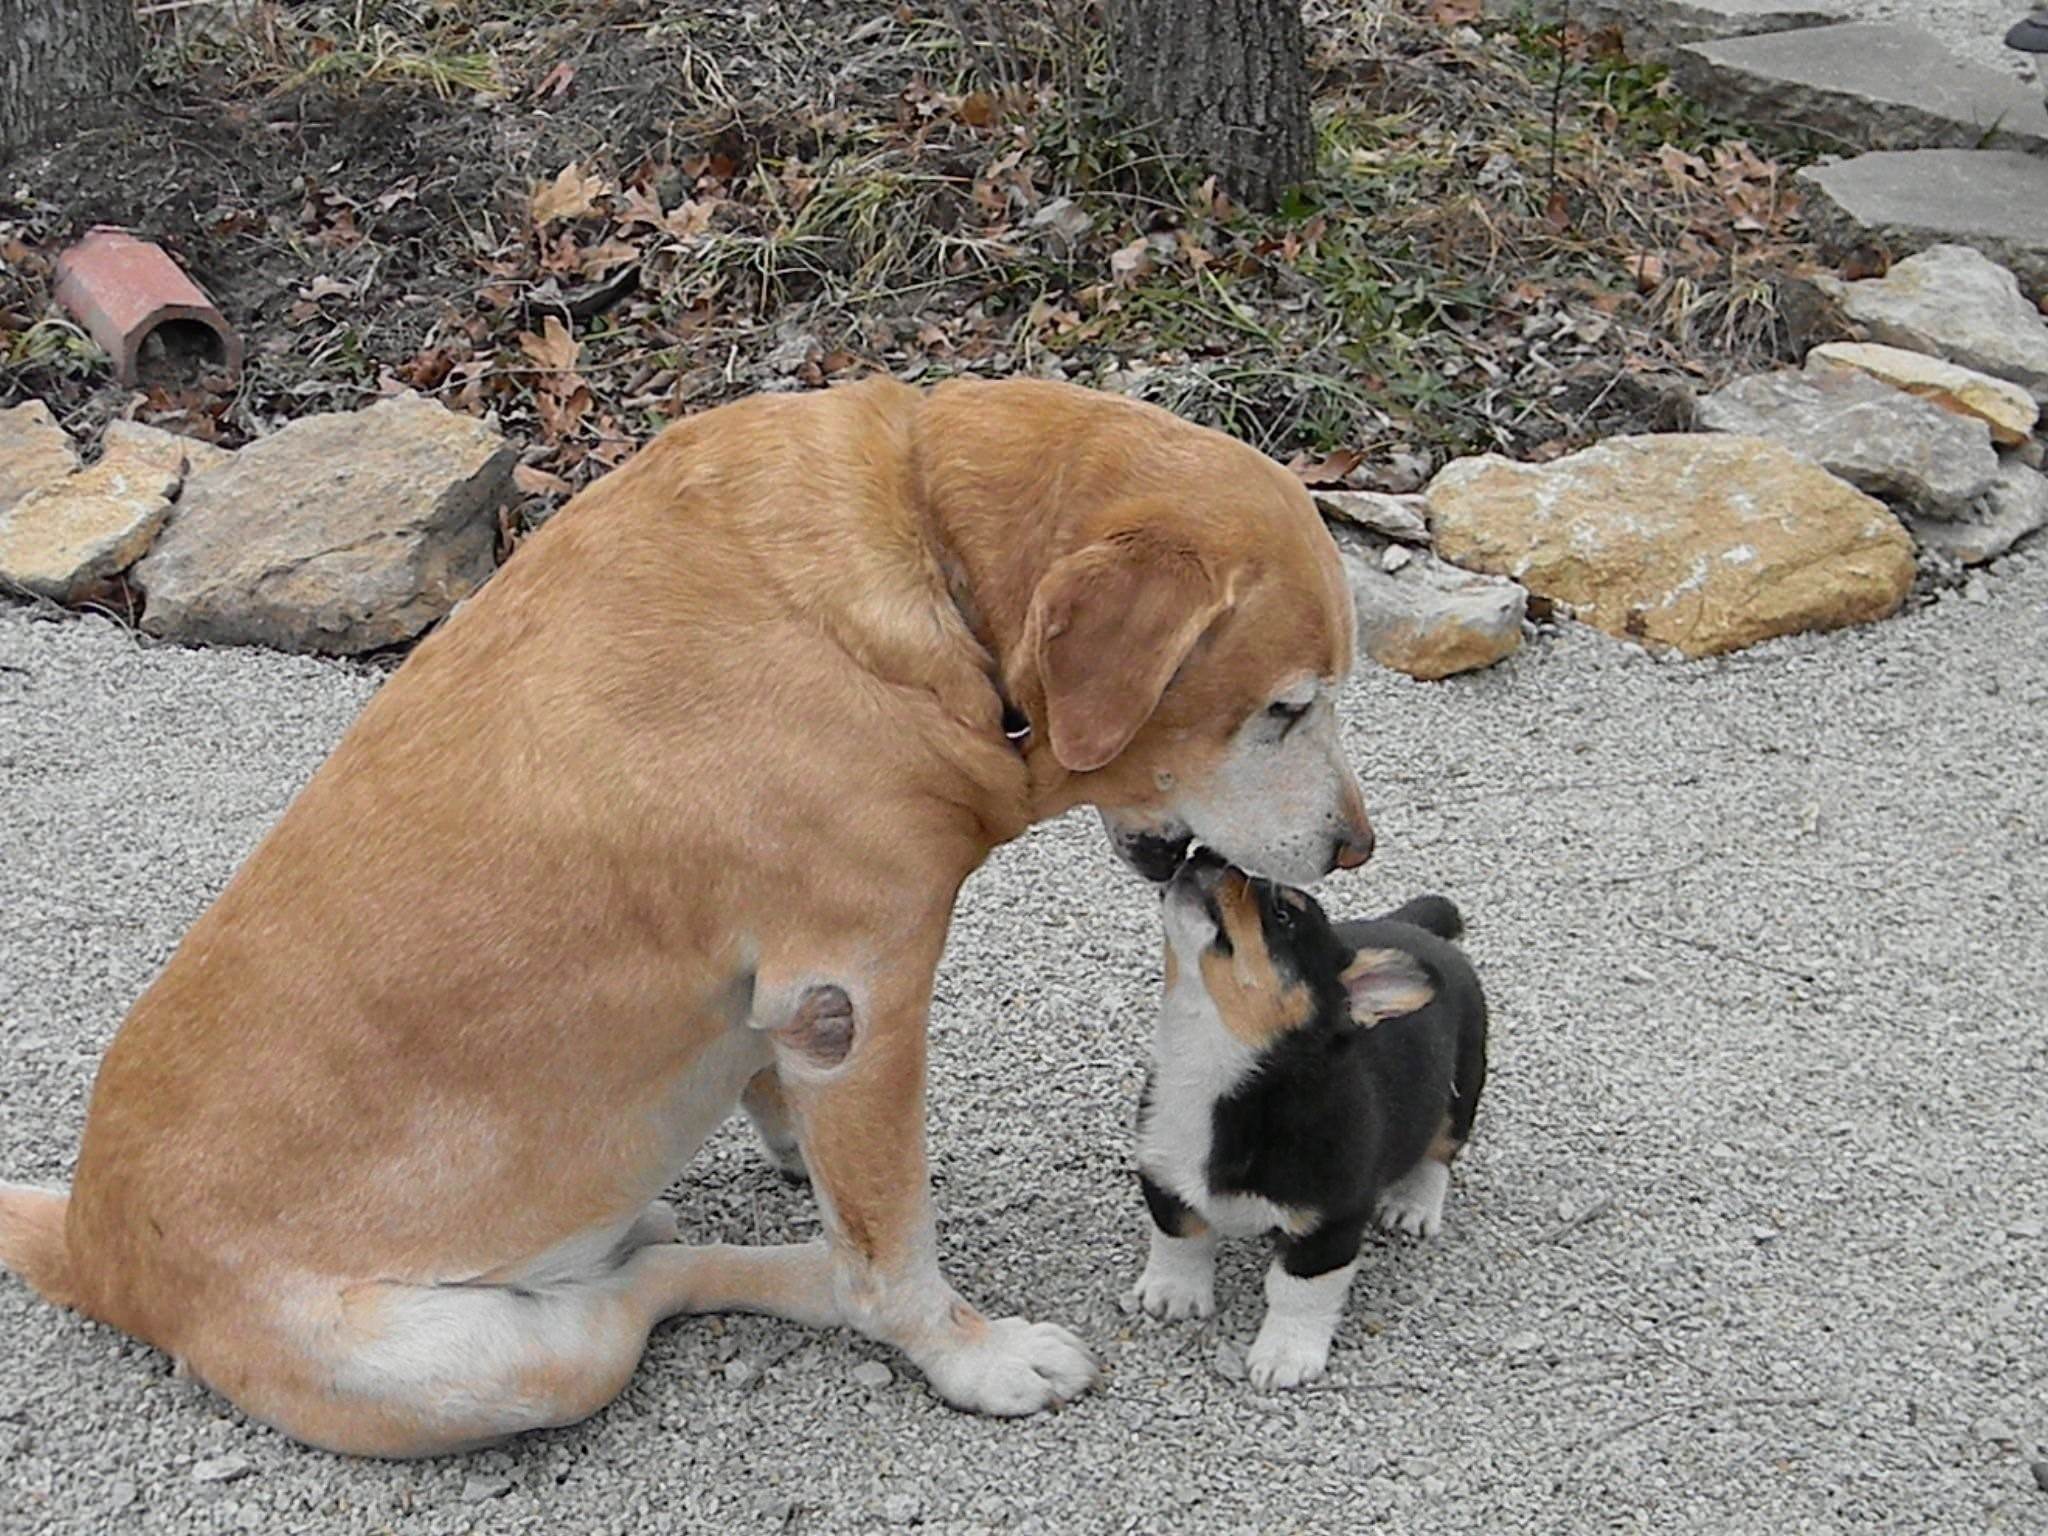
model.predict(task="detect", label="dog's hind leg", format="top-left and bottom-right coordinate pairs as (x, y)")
top-left (1380, 987), bottom-right (1487, 1240)
top-left (233, 1238), bottom-right (844, 1458)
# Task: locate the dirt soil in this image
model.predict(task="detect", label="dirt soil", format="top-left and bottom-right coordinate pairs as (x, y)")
top-left (0, 0), bottom-right (1844, 528)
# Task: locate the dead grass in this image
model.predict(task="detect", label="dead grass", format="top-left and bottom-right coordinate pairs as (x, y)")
top-left (3, 0), bottom-right (1835, 513)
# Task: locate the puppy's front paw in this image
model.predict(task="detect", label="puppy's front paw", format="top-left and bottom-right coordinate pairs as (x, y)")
top-left (921, 1316), bottom-right (1097, 1417)
top-left (1128, 1264), bottom-right (1216, 1321)
top-left (1246, 1329), bottom-right (1331, 1391)
top-left (1128, 1228), bottom-right (1217, 1321)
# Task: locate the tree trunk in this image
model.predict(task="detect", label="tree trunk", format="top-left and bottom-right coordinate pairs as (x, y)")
top-left (0, 0), bottom-right (143, 162)
top-left (1110, 0), bottom-right (1311, 211)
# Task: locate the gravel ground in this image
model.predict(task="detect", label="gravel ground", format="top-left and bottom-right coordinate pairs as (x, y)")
top-left (4, 11), bottom-right (2048, 1530)
top-left (3, 534), bottom-right (2046, 1533)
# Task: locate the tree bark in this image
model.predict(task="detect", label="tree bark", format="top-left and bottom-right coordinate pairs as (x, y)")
top-left (0, 0), bottom-right (143, 162)
top-left (1110, 0), bottom-right (1311, 211)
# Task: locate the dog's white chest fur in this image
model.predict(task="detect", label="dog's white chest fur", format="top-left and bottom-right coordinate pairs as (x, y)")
top-left (1136, 986), bottom-right (1303, 1238)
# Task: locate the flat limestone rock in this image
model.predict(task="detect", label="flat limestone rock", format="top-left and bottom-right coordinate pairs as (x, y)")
top-left (1908, 461), bottom-right (2048, 565)
top-left (1806, 342), bottom-right (2037, 448)
top-left (1336, 532), bottom-right (1525, 680)
top-left (1694, 366), bottom-right (1998, 516)
top-left (1425, 435), bottom-right (1915, 658)
top-left (1313, 489), bottom-right (1430, 544)
top-left (0, 400), bottom-right (79, 516)
top-left (1796, 150), bottom-right (2048, 299)
top-left (99, 420), bottom-right (237, 480)
top-left (135, 393), bottom-right (514, 654)
top-left (1815, 244), bottom-right (2048, 406)
top-left (0, 431), bottom-right (181, 602)
top-left (1672, 24), bottom-right (2048, 154)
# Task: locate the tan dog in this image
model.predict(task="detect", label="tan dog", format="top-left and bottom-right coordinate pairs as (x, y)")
top-left (0, 378), bottom-right (1373, 1456)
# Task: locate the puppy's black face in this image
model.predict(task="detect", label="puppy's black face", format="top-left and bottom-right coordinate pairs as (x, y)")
top-left (1160, 848), bottom-right (1352, 1046)
top-left (1162, 848), bottom-right (1438, 1043)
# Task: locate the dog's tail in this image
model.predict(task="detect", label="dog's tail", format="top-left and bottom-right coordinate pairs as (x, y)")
top-left (0, 1183), bottom-right (80, 1310)
top-left (1385, 894), bottom-right (1464, 942)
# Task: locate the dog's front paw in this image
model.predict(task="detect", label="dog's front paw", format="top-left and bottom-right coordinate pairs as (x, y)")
top-left (1128, 1264), bottom-right (1216, 1322)
top-left (1246, 1329), bottom-right (1331, 1391)
top-left (920, 1316), bottom-right (1097, 1416)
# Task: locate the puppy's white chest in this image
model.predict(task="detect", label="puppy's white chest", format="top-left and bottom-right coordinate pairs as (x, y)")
top-left (1137, 997), bottom-right (1300, 1238)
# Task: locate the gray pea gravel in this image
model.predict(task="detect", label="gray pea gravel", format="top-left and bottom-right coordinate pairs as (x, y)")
top-left (4, 541), bottom-right (2046, 1533)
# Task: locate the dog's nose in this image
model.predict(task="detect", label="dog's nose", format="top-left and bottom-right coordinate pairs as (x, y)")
top-left (1332, 824), bottom-right (1375, 870)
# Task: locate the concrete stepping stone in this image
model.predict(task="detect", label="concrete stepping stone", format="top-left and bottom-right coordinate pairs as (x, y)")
top-left (1672, 24), bottom-right (2048, 153)
top-left (1481, 0), bottom-right (1847, 62)
top-left (1798, 150), bottom-right (2048, 297)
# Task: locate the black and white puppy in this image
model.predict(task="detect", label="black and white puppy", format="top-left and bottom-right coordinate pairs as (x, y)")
top-left (1128, 846), bottom-right (1488, 1389)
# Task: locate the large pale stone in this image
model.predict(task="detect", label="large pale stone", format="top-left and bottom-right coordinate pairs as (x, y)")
top-left (1796, 151), bottom-right (2048, 299)
top-left (135, 393), bottom-right (514, 654)
top-left (1672, 25), bottom-right (2048, 154)
top-left (0, 400), bottom-right (78, 515)
top-left (1908, 461), bottom-right (2048, 565)
top-left (1694, 367), bottom-right (1998, 517)
top-left (1815, 244), bottom-right (2048, 405)
top-left (1336, 532), bottom-right (1525, 680)
top-left (1425, 436), bottom-right (1915, 658)
top-left (1805, 342), bottom-right (2037, 449)
top-left (0, 436), bottom-right (181, 602)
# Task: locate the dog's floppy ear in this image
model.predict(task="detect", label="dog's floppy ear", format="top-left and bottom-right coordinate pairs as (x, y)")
top-left (1341, 947), bottom-right (1434, 1025)
top-left (1025, 529), bottom-right (1230, 773)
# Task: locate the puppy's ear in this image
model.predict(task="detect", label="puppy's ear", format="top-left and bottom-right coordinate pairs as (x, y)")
top-left (1024, 530), bottom-right (1230, 773)
top-left (1341, 947), bottom-right (1434, 1025)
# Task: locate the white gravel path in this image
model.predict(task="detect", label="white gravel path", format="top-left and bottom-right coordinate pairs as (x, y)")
top-left (4, 537), bottom-right (2046, 1533)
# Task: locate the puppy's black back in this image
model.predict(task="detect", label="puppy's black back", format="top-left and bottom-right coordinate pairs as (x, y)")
top-left (1205, 900), bottom-right (1488, 1221)
top-left (1336, 909), bottom-right (1488, 1148)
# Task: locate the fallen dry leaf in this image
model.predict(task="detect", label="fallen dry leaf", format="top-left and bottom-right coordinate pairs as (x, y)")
top-left (1110, 236), bottom-right (1153, 285)
top-left (518, 315), bottom-right (580, 374)
top-left (531, 162), bottom-right (613, 227)
top-left (514, 462), bottom-right (573, 497)
top-left (1287, 447), bottom-right (1365, 486)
